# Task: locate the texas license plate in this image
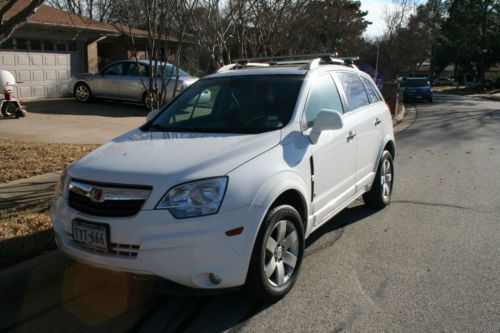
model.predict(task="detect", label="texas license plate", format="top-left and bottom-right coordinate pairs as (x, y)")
top-left (416, 95), bottom-right (422, 99)
top-left (72, 220), bottom-right (109, 251)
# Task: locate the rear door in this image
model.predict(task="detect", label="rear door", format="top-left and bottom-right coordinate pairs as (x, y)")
top-left (305, 73), bottom-right (357, 225)
top-left (121, 62), bottom-right (148, 102)
top-left (335, 72), bottom-right (384, 192)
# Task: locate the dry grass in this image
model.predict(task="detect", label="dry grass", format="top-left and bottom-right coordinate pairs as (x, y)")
top-left (0, 138), bottom-right (98, 183)
top-left (0, 202), bottom-right (56, 269)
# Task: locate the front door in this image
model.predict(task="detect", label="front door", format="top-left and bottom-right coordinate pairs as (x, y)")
top-left (92, 62), bottom-right (126, 99)
top-left (304, 73), bottom-right (357, 226)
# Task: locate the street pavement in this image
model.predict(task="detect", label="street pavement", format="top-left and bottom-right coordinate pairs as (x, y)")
top-left (0, 93), bottom-right (498, 332)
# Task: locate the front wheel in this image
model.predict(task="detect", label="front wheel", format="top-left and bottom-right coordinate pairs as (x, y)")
top-left (363, 150), bottom-right (394, 208)
top-left (1, 102), bottom-right (17, 117)
top-left (74, 83), bottom-right (92, 103)
top-left (246, 205), bottom-right (304, 302)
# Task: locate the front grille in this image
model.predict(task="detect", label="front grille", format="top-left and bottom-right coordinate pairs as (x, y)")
top-left (68, 179), bottom-right (151, 218)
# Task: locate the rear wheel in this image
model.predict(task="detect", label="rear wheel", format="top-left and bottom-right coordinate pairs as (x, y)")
top-left (363, 150), bottom-right (394, 208)
top-left (143, 91), bottom-right (153, 111)
top-left (74, 83), bottom-right (91, 103)
top-left (247, 205), bottom-right (304, 302)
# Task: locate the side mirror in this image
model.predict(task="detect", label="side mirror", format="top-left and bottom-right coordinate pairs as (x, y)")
top-left (309, 109), bottom-right (343, 144)
top-left (147, 108), bottom-right (160, 122)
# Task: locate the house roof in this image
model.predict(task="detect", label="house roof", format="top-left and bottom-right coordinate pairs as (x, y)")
top-left (0, 0), bottom-right (167, 39)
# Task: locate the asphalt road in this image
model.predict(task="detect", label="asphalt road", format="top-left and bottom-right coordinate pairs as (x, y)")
top-left (0, 93), bottom-right (499, 332)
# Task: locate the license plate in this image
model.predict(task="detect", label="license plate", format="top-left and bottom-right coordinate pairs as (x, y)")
top-left (416, 96), bottom-right (422, 99)
top-left (72, 220), bottom-right (109, 251)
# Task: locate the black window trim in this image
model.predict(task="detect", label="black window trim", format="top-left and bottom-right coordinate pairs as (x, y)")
top-left (359, 74), bottom-right (383, 104)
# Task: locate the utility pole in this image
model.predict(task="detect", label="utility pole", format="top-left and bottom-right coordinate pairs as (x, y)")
top-left (375, 43), bottom-right (380, 84)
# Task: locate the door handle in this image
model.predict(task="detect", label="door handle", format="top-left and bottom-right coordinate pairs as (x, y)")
top-left (374, 118), bottom-right (382, 126)
top-left (347, 131), bottom-right (356, 142)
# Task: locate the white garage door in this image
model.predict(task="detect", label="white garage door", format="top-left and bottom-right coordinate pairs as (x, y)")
top-left (0, 51), bottom-right (79, 100)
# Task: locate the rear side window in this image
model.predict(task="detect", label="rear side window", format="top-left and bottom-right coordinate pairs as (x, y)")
top-left (360, 76), bottom-right (382, 103)
top-left (304, 74), bottom-right (343, 128)
top-left (337, 72), bottom-right (370, 110)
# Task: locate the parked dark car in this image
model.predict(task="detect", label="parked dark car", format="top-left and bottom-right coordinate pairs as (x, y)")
top-left (402, 78), bottom-right (433, 103)
top-left (432, 77), bottom-right (453, 86)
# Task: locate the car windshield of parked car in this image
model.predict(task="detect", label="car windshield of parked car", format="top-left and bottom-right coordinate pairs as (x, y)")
top-left (148, 75), bottom-right (304, 134)
top-left (407, 79), bottom-right (429, 87)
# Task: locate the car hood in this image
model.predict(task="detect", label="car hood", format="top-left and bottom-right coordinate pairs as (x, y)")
top-left (69, 129), bottom-right (281, 189)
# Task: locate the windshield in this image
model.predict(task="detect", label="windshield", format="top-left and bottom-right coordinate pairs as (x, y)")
top-left (407, 79), bottom-right (429, 87)
top-left (148, 75), bottom-right (304, 134)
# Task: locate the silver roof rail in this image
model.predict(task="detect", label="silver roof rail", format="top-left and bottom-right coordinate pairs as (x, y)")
top-left (232, 53), bottom-right (359, 70)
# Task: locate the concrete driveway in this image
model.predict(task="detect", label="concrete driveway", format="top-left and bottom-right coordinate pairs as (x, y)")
top-left (0, 98), bottom-right (146, 144)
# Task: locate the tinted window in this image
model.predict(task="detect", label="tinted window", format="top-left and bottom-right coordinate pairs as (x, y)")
top-left (304, 74), bottom-right (343, 128)
top-left (30, 40), bottom-right (42, 51)
top-left (149, 75), bottom-right (303, 134)
top-left (102, 63), bottom-right (125, 75)
top-left (360, 76), bottom-right (382, 103)
top-left (337, 72), bottom-right (370, 110)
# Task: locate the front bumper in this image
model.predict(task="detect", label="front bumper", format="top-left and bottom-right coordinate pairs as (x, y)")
top-left (51, 197), bottom-right (265, 290)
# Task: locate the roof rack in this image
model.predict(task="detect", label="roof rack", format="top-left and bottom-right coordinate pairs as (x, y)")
top-left (230, 53), bottom-right (359, 71)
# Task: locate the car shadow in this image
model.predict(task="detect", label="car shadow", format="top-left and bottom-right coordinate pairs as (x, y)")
top-left (0, 204), bottom-right (378, 332)
top-left (24, 98), bottom-right (146, 118)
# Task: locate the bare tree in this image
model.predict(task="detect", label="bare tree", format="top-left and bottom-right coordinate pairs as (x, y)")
top-left (114, 0), bottom-right (198, 109)
top-left (189, 0), bottom-right (235, 69)
top-left (0, 0), bottom-right (45, 44)
top-left (47, 0), bottom-right (116, 22)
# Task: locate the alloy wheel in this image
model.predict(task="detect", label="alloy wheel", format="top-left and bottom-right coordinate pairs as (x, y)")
top-left (75, 85), bottom-right (90, 102)
top-left (264, 220), bottom-right (299, 287)
top-left (380, 158), bottom-right (393, 201)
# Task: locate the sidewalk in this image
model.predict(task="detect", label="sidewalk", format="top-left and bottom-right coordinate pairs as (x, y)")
top-left (0, 172), bottom-right (59, 209)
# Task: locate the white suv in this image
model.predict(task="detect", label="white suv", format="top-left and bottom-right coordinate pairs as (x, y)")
top-left (51, 55), bottom-right (395, 301)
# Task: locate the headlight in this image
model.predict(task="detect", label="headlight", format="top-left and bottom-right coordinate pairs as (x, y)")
top-left (54, 165), bottom-right (70, 198)
top-left (156, 177), bottom-right (228, 219)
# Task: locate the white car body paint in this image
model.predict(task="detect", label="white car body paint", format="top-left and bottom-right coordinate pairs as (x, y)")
top-left (51, 64), bottom-right (395, 290)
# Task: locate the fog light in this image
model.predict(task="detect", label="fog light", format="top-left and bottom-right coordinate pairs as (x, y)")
top-left (209, 273), bottom-right (222, 285)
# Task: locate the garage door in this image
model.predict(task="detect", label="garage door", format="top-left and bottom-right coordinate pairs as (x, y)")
top-left (0, 51), bottom-right (79, 100)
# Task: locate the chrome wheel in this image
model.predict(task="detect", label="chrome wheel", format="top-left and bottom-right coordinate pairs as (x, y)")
top-left (380, 158), bottom-right (393, 201)
top-left (264, 220), bottom-right (299, 287)
top-left (75, 84), bottom-right (90, 102)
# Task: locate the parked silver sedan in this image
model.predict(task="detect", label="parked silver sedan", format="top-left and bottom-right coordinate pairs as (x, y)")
top-left (69, 60), bottom-right (198, 109)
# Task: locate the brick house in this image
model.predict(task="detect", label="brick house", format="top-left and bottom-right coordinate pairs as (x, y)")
top-left (0, 0), bottom-right (177, 99)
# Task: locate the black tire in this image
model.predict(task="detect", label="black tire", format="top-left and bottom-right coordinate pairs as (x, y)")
top-left (143, 91), bottom-right (153, 111)
top-left (246, 205), bottom-right (305, 302)
top-left (363, 150), bottom-right (394, 209)
top-left (74, 82), bottom-right (92, 103)
top-left (428, 97), bottom-right (433, 103)
top-left (1, 102), bottom-right (17, 117)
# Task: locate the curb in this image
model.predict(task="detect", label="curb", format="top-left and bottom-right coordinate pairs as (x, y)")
top-left (394, 104), bottom-right (417, 135)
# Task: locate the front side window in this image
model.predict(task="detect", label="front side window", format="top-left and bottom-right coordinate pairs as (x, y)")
top-left (102, 63), bottom-right (126, 75)
top-left (148, 75), bottom-right (304, 134)
top-left (304, 74), bottom-right (343, 128)
top-left (360, 76), bottom-right (382, 103)
top-left (337, 72), bottom-right (370, 111)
